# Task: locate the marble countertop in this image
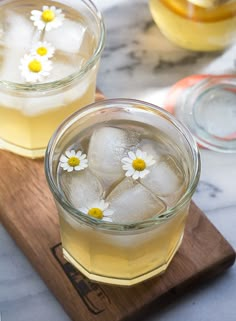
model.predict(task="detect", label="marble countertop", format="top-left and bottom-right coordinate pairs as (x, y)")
top-left (0, 0), bottom-right (236, 320)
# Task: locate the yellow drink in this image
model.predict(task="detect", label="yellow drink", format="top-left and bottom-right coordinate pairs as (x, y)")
top-left (59, 203), bottom-right (188, 286)
top-left (0, 0), bottom-right (104, 158)
top-left (0, 79), bottom-right (96, 157)
top-left (149, 0), bottom-right (236, 51)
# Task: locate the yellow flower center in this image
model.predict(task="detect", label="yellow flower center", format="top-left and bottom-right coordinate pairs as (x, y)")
top-left (132, 158), bottom-right (146, 171)
top-left (42, 9), bottom-right (55, 22)
top-left (37, 47), bottom-right (48, 56)
top-left (28, 59), bottom-right (42, 73)
top-left (88, 208), bottom-right (103, 219)
top-left (68, 156), bottom-right (80, 167)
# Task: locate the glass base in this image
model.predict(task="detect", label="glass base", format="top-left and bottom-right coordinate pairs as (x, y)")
top-left (0, 138), bottom-right (45, 158)
top-left (62, 233), bottom-right (184, 287)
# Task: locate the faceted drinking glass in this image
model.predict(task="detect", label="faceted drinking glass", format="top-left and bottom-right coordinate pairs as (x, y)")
top-left (45, 99), bottom-right (200, 286)
top-left (0, 0), bottom-right (105, 158)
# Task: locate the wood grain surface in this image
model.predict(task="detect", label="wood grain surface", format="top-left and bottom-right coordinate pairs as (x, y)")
top-left (0, 93), bottom-right (235, 321)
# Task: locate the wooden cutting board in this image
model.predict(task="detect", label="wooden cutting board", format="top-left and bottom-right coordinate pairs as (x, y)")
top-left (0, 92), bottom-right (235, 321)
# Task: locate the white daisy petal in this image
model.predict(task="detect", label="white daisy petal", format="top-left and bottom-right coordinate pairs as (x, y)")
top-left (71, 150), bottom-right (77, 156)
top-left (45, 23), bottom-right (52, 31)
top-left (128, 151), bottom-right (136, 160)
top-left (121, 157), bottom-right (133, 164)
top-left (80, 154), bottom-right (87, 160)
top-left (60, 163), bottom-right (69, 170)
top-left (60, 155), bottom-right (68, 162)
top-left (76, 151), bottom-right (82, 157)
top-left (103, 217), bottom-right (113, 222)
top-left (122, 164), bottom-right (131, 170)
top-left (136, 149), bottom-right (143, 158)
top-left (80, 160), bottom-right (88, 166)
top-left (103, 209), bottom-right (114, 216)
top-left (132, 171), bottom-right (140, 180)
top-left (126, 168), bottom-right (135, 177)
top-left (67, 167), bottom-right (73, 172)
top-left (31, 10), bottom-right (42, 16)
top-left (36, 21), bottom-right (45, 29)
top-left (79, 207), bottom-right (88, 214)
top-left (60, 162), bottom-right (69, 167)
top-left (139, 169), bottom-right (150, 178)
top-left (65, 150), bottom-right (72, 158)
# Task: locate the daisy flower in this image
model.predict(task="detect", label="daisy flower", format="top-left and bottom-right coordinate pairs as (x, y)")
top-left (121, 149), bottom-right (156, 180)
top-left (30, 41), bottom-right (55, 59)
top-left (79, 200), bottom-right (114, 222)
top-left (19, 54), bottom-right (52, 83)
top-left (30, 5), bottom-right (65, 31)
top-left (59, 150), bottom-right (88, 172)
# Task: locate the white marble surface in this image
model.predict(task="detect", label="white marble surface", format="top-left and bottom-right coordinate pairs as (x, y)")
top-left (0, 0), bottom-right (236, 320)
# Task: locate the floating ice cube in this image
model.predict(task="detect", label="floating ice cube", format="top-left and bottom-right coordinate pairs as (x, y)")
top-left (88, 127), bottom-right (140, 190)
top-left (60, 169), bottom-right (104, 209)
top-left (138, 138), bottom-right (163, 162)
top-left (0, 11), bottom-right (35, 82)
top-left (106, 178), bottom-right (166, 224)
top-left (140, 155), bottom-right (186, 207)
top-left (0, 49), bottom-right (24, 82)
top-left (4, 11), bottom-right (35, 50)
top-left (45, 19), bottom-right (86, 54)
top-left (46, 55), bottom-right (85, 81)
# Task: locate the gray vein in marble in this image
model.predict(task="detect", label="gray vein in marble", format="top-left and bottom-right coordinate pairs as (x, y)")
top-left (195, 181), bottom-right (222, 198)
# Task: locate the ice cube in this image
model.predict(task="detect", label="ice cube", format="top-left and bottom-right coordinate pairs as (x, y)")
top-left (45, 19), bottom-right (86, 54)
top-left (138, 138), bottom-right (163, 162)
top-left (88, 127), bottom-right (139, 190)
top-left (46, 55), bottom-right (84, 81)
top-left (4, 11), bottom-right (35, 50)
top-left (0, 11), bottom-right (36, 82)
top-left (140, 155), bottom-right (186, 207)
top-left (106, 178), bottom-right (166, 224)
top-left (0, 49), bottom-right (23, 82)
top-left (60, 169), bottom-right (104, 209)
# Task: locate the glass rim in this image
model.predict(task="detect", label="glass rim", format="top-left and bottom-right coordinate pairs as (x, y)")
top-left (0, 0), bottom-right (105, 92)
top-left (45, 98), bottom-right (201, 231)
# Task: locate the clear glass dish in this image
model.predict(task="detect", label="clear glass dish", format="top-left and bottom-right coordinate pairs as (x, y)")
top-left (172, 76), bottom-right (236, 153)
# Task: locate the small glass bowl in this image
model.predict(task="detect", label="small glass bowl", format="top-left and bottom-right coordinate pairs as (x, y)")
top-left (166, 75), bottom-right (236, 153)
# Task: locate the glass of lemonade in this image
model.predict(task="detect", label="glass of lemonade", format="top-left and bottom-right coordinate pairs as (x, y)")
top-left (45, 99), bottom-right (200, 286)
top-left (0, 0), bottom-right (105, 158)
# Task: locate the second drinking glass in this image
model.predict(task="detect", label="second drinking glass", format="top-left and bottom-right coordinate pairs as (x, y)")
top-left (0, 0), bottom-right (105, 158)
